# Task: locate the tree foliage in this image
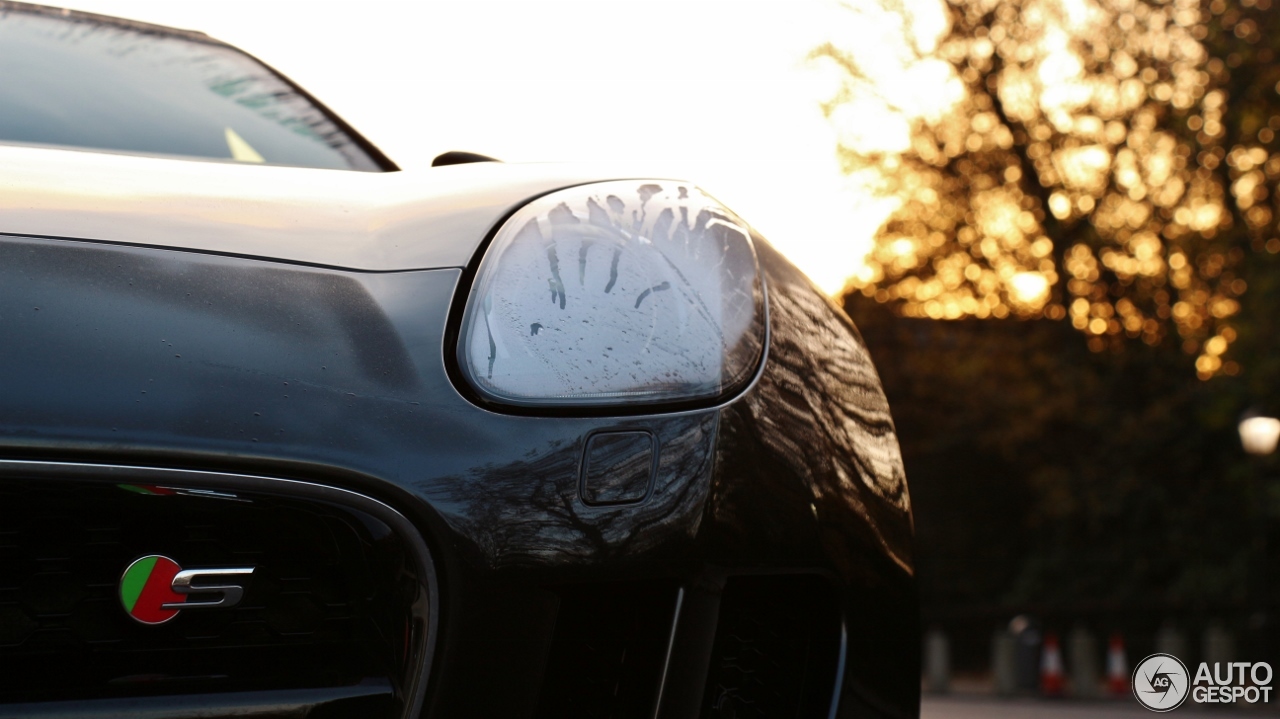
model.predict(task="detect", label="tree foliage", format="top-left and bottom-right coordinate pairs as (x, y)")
top-left (815, 0), bottom-right (1280, 377)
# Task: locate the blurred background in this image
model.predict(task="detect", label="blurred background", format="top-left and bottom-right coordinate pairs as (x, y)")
top-left (58, 0), bottom-right (1280, 713)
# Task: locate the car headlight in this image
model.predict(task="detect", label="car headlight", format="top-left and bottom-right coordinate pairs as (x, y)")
top-left (458, 180), bottom-right (766, 408)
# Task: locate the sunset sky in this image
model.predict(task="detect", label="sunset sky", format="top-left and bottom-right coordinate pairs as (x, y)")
top-left (59, 0), bottom-right (906, 294)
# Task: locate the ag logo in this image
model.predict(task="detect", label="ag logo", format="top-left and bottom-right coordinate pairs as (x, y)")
top-left (119, 555), bottom-right (254, 625)
top-left (1134, 653), bottom-right (1190, 712)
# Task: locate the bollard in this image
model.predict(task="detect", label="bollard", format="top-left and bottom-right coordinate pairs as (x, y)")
top-left (1155, 623), bottom-right (1188, 660)
top-left (1203, 622), bottom-right (1237, 705)
top-left (1012, 617), bottom-right (1043, 693)
top-left (925, 628), bottom-right (950, 694)
top-left (992, 630), bottom-right (1017, 696)
top-left (1203, 621), bottom-right (1236, 666)
top-left (1068, 626), bottom-right (1100, 698)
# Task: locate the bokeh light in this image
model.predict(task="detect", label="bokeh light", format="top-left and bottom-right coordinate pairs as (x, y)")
top-left (816, 0), bottom-right (1278, 378)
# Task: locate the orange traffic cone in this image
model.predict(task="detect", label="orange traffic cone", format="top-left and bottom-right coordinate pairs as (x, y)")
top-left (1106, 633), bottom-right (1129, 695)
top-left (1041, 631), bottom-right (1065, 696)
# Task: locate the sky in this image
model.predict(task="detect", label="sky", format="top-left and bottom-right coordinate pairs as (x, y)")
top-left (58, 0), bottom-right (893, 294)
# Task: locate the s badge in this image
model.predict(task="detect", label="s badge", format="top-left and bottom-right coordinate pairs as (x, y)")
top-left (119, 555), bottom-right (254, 625)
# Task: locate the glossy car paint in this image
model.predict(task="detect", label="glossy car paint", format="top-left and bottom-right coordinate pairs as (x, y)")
top-left (0, 197), bottom-right (917, 714)
top-left (0, 144), bottom-right (633, 271)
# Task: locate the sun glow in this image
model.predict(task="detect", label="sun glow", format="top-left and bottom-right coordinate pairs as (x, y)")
top-left (59, 0), bottom-right (891, 296)
top-left (1009, 272), bottom-right (1050, 306)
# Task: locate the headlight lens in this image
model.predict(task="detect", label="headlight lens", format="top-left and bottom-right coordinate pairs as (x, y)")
top-left (459, 180), bottom-right (765, 408)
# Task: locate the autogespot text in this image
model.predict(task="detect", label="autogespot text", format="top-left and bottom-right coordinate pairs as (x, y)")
top-left (1191, 662), bottom-right (1272, 705)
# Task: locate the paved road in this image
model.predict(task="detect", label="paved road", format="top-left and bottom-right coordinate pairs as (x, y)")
top-left (923, 696), bottom-right (1275, 718)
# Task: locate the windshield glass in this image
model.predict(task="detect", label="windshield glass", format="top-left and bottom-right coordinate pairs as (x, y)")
top-left (0, 7), bottom-right (386, 171)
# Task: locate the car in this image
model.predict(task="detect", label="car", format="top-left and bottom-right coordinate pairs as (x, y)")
top-left (0, 3), bottom-right (919, 718)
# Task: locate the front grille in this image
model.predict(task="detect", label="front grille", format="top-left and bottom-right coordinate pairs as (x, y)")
top-left (0, 468), bottom-right (429, 718)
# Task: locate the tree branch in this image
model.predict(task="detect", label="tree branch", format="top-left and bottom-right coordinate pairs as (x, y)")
top-left (983, 51), bottom-right (1076, 309)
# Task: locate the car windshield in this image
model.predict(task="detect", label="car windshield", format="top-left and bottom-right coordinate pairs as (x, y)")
top-left (0, 7), bottom-right (386, 171)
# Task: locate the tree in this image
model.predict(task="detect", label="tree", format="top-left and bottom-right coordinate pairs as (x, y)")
top-left (813, 0), bottom-right (1280, 378)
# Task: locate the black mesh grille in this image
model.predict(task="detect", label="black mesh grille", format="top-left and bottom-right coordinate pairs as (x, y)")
top-left (0, 475), bottom-right (423, 715)
top-left (702, 575), bottom-right (842, 719)
top-left (535, 580), bottom-right (679, 719)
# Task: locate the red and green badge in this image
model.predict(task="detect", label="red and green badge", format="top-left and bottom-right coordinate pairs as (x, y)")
top-left (119, 555), bottom-right (186, 624)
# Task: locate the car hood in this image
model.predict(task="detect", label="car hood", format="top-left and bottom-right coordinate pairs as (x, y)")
top-left (0, 143), bottom-right (650, 270)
